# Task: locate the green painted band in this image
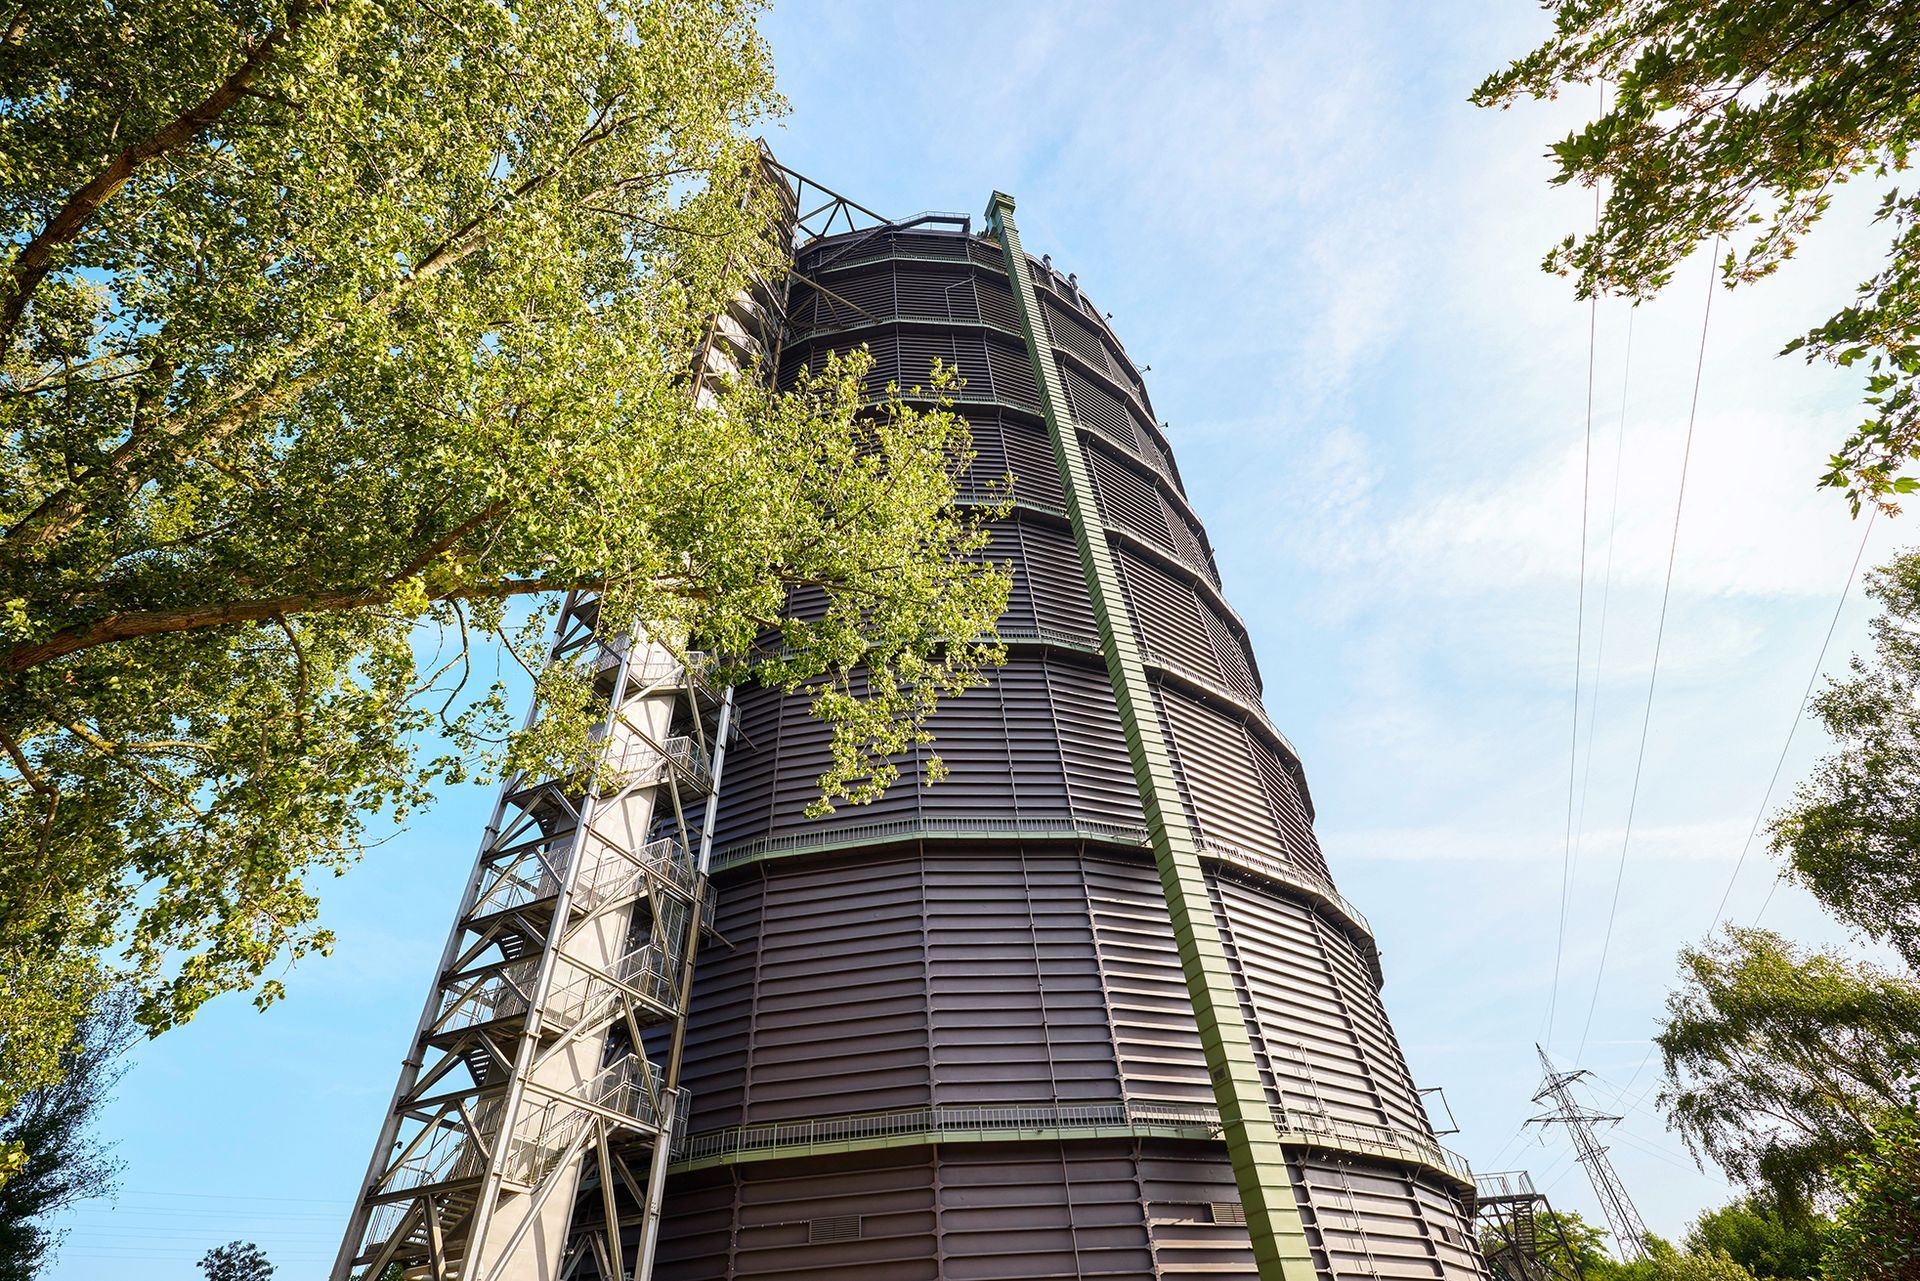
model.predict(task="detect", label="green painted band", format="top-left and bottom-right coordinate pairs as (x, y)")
top-left (984, 190), bottom-right (1319, 1281)
top-left (667, 1117), bottom-right (1473, 1196)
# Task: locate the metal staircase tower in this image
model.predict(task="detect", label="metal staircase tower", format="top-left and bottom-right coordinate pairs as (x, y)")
top-left (328, 625), bottom-right (731, 1281)
top-left (1527, 1046), bottom-right (1651, 1264)
top-left (1472, 1169), bottom-right (1586, 1281)
top-left (330, 149), bottom-right (802, 1281)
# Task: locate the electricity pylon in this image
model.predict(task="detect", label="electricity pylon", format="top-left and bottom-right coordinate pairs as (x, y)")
top-left (1527, 1046), bottom-right (1650, 1264)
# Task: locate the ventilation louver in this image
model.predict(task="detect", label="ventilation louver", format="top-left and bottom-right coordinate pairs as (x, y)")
top-left (808, 1215), bottom-right (863, 1244)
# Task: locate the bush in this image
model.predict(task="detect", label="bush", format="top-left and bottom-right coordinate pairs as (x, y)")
top-left (1687, 1196), bottom-right (1828, 1280)
top-left (1825, 1111), bottom-right (1920, 1281)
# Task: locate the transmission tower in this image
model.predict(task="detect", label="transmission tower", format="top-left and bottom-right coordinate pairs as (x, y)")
top-left (1527, 1046), bottom-right (1650, 1264)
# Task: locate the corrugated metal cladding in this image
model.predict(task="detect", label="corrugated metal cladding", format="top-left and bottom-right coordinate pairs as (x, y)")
top-left (654, 222), bottom-right (1482, 1279)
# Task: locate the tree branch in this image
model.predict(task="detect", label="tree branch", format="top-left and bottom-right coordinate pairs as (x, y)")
top-left (394, 498), bottom-right (510, 581)
top-left (2, 113), bottom-right (631, 560)
top-left (0, 725), bottom-right (53, 798)
top-left (2, 573), bottom-right (631, 672)
top-left (271, 615), bottom-right (309, 745)
top-left (0, 0), bottom-right (323, 352)
top-left (58, 719), bottom-right (209, 820)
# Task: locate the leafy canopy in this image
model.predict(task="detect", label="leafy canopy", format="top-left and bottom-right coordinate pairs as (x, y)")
top-left (1684, 1195), bottom-right (1828, 1281)
top-left (1474, 2), bottom-right (1920, 512)
top-left (1657, 926), bottom-right (1920, 1209)
top-left (1577, 1234), bottom-right (1760, 1281)
top-left (1823, 1108), bottom-right (1920, 1281)
top-left (1480, 1205), bottom-right (1611, 1280)
top-left (0, 0), bottom-right (1008, 1124)
top-left (0, 988), bottom-right (131, 1281)
top-left (199, 1241), bottom-right (273, 1281)
top-left (1637, 1247), bottom-right (1758, 1281)
top-left (1770, 547), bottom-right (1920, 970)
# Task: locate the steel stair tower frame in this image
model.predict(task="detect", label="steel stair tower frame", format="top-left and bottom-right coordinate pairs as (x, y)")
top-left (330, 151), bottom-right (797, 1281)
top-left (328, 622), bottom-right (730, 1281)
top-left (1473, 1169), bottom-right (1587, 1281)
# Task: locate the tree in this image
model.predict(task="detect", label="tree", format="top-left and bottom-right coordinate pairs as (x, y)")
top-left (1657, 926), bottom-right (1920, 1210)
top-left (1643, 1248), bottom-right (1760, 1281)
top-left (1474, 3), bottom-right (1920, 512)
top-left (1824, 1108), bottom-right (1920, 1281)
top-left (0, 0), bottom-right (1009, 1125)
top-left (1686, 1195), bottom-right (1829, 1280)
top-left (199, 1241), bottom-right (273, 1281)
top-left (1481, 1205), bottom-right (1613, 1279)
top-left (1770, 547), bottom-right (1920, 971)
top-left (1564, 1235), bottom-right (1763, 1281)
top-left (0, 989), bottom-right (133, 1280)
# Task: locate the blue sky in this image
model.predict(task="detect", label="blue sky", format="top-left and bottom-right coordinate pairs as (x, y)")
top-left (47, 2), bottom-right (1903, 1274)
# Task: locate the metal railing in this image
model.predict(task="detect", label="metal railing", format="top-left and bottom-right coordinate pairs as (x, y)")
top-left (1100, 517), bottom-right (1225, 593)
top-left (672, 1094), bottom-right (1474, 1188)
top-left (434, 961), bottom-right (539, 1035)
top-left (709, 815), bottom-right (1151, 872)
top-left (622, 650), bottom-right (714, 691)
top-left (590, 643), bottom-right (710, 682)
top-left (545, 944), bottom-right (682, 1032)
top-left (1130, 635), bottom-right (1290, 749)
top-left (1474, 1169), bottom-right (1539, 1202)
top-left (952, 487), bottom-right (1068, 520)
top-left (677, 1100), bottom-right (1221, 1165)
top-left (1195, 836), bottom-right (1373, 940)
top-left (606, 732), bottom-right (712, 790)
top-left (376, 1097), bottom-right (504, 1199)
top-left (468, 837), bottom-right (570, 919)
top-left (502, 1054), bottom-right (677, 1187)
top-left (572, 837), bottom-right (698, 914)
top-left (990, 624), bottom-right (1101, 654)
top-left (670, 1087), bottom-right (692, 1154)
top-left (1278, 1108), bottom-right (1475, 1185)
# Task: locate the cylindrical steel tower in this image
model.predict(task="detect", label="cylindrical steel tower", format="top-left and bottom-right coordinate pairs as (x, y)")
top-left (647, 193), bottom-right (1487, 1280)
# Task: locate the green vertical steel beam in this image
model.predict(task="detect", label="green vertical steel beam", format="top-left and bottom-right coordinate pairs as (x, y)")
top-left (984, 191), bottom-right (1316, 1281)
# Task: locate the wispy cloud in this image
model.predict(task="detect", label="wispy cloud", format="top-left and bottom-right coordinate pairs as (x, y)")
top-left (1324, 815), bottom-right (1753, 864)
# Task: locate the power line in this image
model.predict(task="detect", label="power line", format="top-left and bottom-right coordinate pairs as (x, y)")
top-left (1605, 1126), bottom-right (1701, 1175)
top-left (1547, 91), bottom-right (1607, 1056)
top-left (1603, 508), bottom-right (1879, 1103)
top-left (1712, 507), bottom-right (1877, 928)
top-left (1754, 870), bottom-right (1786, 922)
top-left (1537, 1142), bottom-right (1586, 1196)
top-left (65, 1207), bottom-right (342, 1221)
top-left (116, 1188), bottom-right (343, 1205)
top-left (1572, 306), bottom-right (1636, 868)
top-left (1576, 239), bottom-right (1721, 1064)
top-left (1482, 1118), bottom-right (1535, 1173)
top-left (1753, 514), bottom-right (1880, 928)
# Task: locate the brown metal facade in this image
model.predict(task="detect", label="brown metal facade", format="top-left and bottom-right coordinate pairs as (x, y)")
top-left (651, 219), bottom-right (1485, 1280)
